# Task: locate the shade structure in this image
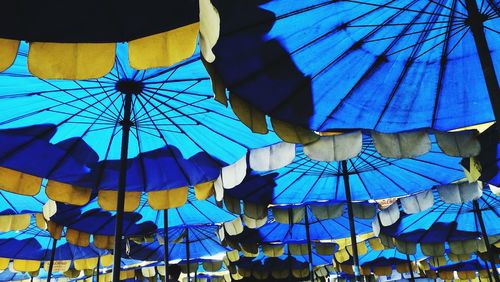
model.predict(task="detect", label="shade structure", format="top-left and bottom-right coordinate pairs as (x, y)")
top-left (422, 254), bottom-right (499, 280)
top-left (205, 0), bottom-right (499, 135)
top-left (226, 135), bottom-right (464, 204)
top-left (357, 245), bottom-right (425, 276)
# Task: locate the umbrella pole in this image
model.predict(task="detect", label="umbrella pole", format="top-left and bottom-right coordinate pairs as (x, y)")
top-left (112, 92), bottom-right (133, 282)
top-left (406, 254), bottom-right (415, 282)
top-left (341, 160), bottom-right (360, 281)
top-left (288, 208), bottom-right (293, 282)
top-left (464, 0), bottom-right (500, 128)
top-left (304, 205), bottom-right (314, 281)
top-left (47, 238), bottom-right (57, 281)
top-left (163, 209), bottom-right (169, 282)
top-left (186, 227), bottom-right (190, 282)
top-left (96, 255), bottom-right (100, 282)
top-left (473, 199), bottom-right (499, 281)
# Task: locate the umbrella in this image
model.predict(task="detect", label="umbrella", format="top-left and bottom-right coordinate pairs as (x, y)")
top-left (224, 132), bottom-right (464, 278)
top-left (422, 254), bottom-right (497, 280)
top-left (0, 0), bottom-right (202, 78)
top-left (378, 188), bottom-right (500, 279)
top-left (204, 0), bottom-right (499, 136)
top-left (0, 42), bottom-right (287, 279)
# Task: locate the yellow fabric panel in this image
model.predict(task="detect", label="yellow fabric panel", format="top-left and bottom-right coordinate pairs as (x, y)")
top-left (0, 214), bottom-right (30, 232)
top-left (147, 187), bottom-right (188, 210)
top-left (439, 271), bottom-right (454, 280)
top-left (429, 256), bottom-right (447, 267)
top-left (457, 270), bottom-right (475, 279)
top-left (120, 270), bottom-right (135, 280)
top-left (395, 239), bottom-right (416, 254)
top-left (74, 257), bottom-right (98, 270)
top-left (46, 180), bottom-right (91, 206)
top-left (0, 38), bottom-right (19, 71)
top-left (230, 95), bottom-right (268, 134)
top-left (418, 260), bottom-right (430, 271)
top-left (395, 263), bottom-right (413, 274)
top-left (201, 57), bottom-right (227, 105)
top-left (231, 272), bottom-right (243, 280)
top-left (368, 238), bottom-right (385, 251)
top-left (64, 269), bottom-right (80, 278)
top-left (226, 250), bottom-right (240, 262)
top-left (0, 167), bottom-right (42, 196)
top-left (13, 259), bottom-right (40, 272)
top-left (315, 242), bottom-right (337, 256)
top-left (194, 180), bottom-right (215, 200)
top-left (335, 237), bottom-right (351, 250)
top-left (98, 190), bottom-right (141, 211)
top-left (464, 157), bottom-right (481, 182)
top-left (0, 257), bottom-right (8, 270)
top-left (100, 254), bottom-right (113, 266)
top-left (449, 239), bottom-right (478, 255)
top-left (66, 228), bottom-right (90, 247)
top-left (241, 243), bottom-right (259, 257)
top-left (479, 270), bottom-right (490, 278)
top-left (43, 260), bottom-right (71, 272)
top-left (347, 242), bottom-right (368, 256)
top-left (98, 272), bottom-right (112, 282)
top-left (373, 266), bottom-right (392, 276)
top-left (448, 253), bottom-right (470, 262)
top-left (358, 232), bottom-right (374, 241)
top-left (252, 269), bottom-right (269, 280)
top-left (47, 221), bottom-right (63, 240)
top-left (93, 235), bottom-right (114, 249)
top-left (421, 242), bottom-right (445, 257)
top-left (262, 244), bottom-right (284, 257)
top-left (426, 270), bottom-right (437, 278)
top-left (35, 213), bottom-right (47, 230)
top-left (129, 23), bottom-right (199, 70)
top-left (28, 42), bottom-right (115, 80)
top-left (360, 266), bottom-right (371, 276)
top-left (271, 118), bottom-right (320, 144)
top-left (271, 269), bottom-right (289, 279)
top-left (335, 249), bottom-right (350, 263)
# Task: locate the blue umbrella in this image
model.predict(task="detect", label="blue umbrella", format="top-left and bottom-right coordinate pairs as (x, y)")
top-left (0, 42), bottom-right (285, 279)
top-left (424, 254), bottom-right (497, 280)
top-left (205, 0), bottom-right (499, 135)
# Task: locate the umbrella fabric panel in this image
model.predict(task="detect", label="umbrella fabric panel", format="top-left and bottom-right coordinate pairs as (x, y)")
top-left (210, 0), bottom-right (498, 132)
top-left (0, 43), bottom-right (282, 193)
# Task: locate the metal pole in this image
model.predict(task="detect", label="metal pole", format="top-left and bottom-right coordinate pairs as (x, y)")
top-left (163, 209), bottom-right (169, 282)
top-left (186, 228), bottom-right (191, 282)
top-left (406, 254), bottom-right (415, 282)
top-left (341, 160), bottom-right (360, 281)
top-left (112, 91), bottom-right (133, 282)
top-left (304, 205), bottom-right (314, 282)
top-left (473, 199), bottom-right (499, 281)
top-left (47, 238), bottom-right (57, 281)
top-left (464, 0), bottom-right (500, 132)
top-left (288, 208), bottom-right (293, 282)
top-left (96, 255), bottom-right (100, 282)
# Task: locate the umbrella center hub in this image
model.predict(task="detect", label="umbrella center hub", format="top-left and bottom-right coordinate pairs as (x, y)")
top-left (115, 79), bottom-right (144, 95)
top-left (465, 13), bottom-right (489, 26)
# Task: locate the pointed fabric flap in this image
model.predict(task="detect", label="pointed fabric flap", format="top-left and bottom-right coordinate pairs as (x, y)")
top-left (429, 256), bottom-right (447, 267)
top-left (448, 253), bottom-right (470, 262)
top-left (371, 131), bottom-right (431, 158)
top-left (379, 233), bottom-right (395, 249)
top-left (42, 200), bottom-right (57, 220)
top-left (35, 214), bottom-right (47, 230)
top-left (378, 202), bottom-right (400, 226)
top-left (224, 196), bottom-right (241, 214)
top-left (244, 201), bottom-right (267, 219)
top-left (249, 142), bottom-right (295, 171)
top-left (372, 217), bottom-right (381, 236)
top-left (303, 131), bottom-right (362, 161)
top-left (272, 206), bottom-right (304, 224)
top-left (217, 226), bottom-right (225, 243)
top-left (128, 23), bottom-right (199, 70)
top-left (292, 268), bottom-right (309, 279)
top-left (243, 215), bottom-right (267, 229)
top-left (315, 242), bottom-right (337, 256)
top-left (437, 181), bottom-right (482, 204)
top-left (421, 242), bottom-right (445, 257)
top-left (203, 261), bottom-right (222, 272)
top-left (194, 180), bottom-right (215, 200)
top-left (310, 202), bottom-right (344, 220)
top-left (271, 118), bottom-right (320, 145)
top-left (226, 250), bottom-right (240, 262)
top-left (489, 184), bottom-right (500, 196)
top-left (240, 243), bottom-right (259, 257)
top-left (400, 190), bottom-right (434, 214)
top-left (221, 156), bottom-right (247, 189)
top-left (230, 94), bottom-right (268, 134)
top-left (141, 267), bottom-right (156, 278)
top-left (272, 269), bottom-right (289, 279)
top-left (262, 244), bottom-right (285, 257)
top-left (199, 0), bottom-right (220, 63)
top-left (289, 243), bottom-right (308, 256)
top-left (449, 239), bottom-right (478, 255)
top-left (395, 239), bottom-right (416, 255)
top-left (352, 203), bottom-right (376, 219)
top-left (434, 130), bottom-right (480, 157)
top-left (214, 175), bottom-right (224, 202)
top-left (347, 242), bottom-right (368, 257)
top-left (368, 238), bottom-right (385, 251)
top-left (224, 217), bottom-right (244, 236)
top-left (28, 42), bottom-right (115, 80)
top-left (0, 39), bottom-right (19, 71)
top-left (335, 248), bottom-right (350, 263)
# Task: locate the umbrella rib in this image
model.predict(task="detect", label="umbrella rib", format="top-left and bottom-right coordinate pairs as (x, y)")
top-left (348, 158), bottom-right (374, 199)
top-left (300, 161), bottom-right (331, 204)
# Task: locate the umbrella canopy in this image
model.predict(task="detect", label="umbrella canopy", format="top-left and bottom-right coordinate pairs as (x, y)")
top-left (48, 190), bottom-right (237, 244)
top-left (226, 135), bottom-right (464, 204)
top-left (205, 0), bottom-right (499, 134)
top-left (0, 42), bottom-right (286, 210)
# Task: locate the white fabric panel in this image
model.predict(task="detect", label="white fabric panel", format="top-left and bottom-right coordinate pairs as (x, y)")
top-left (221, 156), bottom-right (247, 189)
top-left (199, 0), bottom-right (219, 63)
top-left (243, 201), bottom-right (267, 219)
top-left (434, 130), bottom-right (481, 157)
top-left (315, 267), bottom-right (329, 277)
top-left (379, 233), bottom-right (395, 248)
top-left (379, 202), bottom-right (400, 226)
top-left (223, 196), bottom-right (241, 214)
top-left (217, 226), bottom-right (225, 242)
top-left (141, 267), bottom-right (156, 278)
top-left (310, 203), bottom-right (344, 219)
top-left (303, 131), bottom-right (362, 161)
top-left (214, 175), bottom-right (224, 201)
top-left (371, 217), bottom-right (381, 236)
top-left (224, 217), bottom-right (244, 236)
top-left (371, 131), bottom-right (431, 158)
top-left (43, 199), bottom-right (57, 220)
top-left (400, 190), bottom-right (434, 214)
top-left (249, 142), bottom-right (295, 171)
top-left (489, 184), bottom-right (500, 196)
top-left (226, 250), bottom-right (240, 262)
top-left (352, 203), bottom-right (376, 219)
top-left (437, 181), bottom-right (483, 204)
top-left (272, 206), bottom-right (304, 224)
top-left (243, 215), bottom-right (267, 229)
